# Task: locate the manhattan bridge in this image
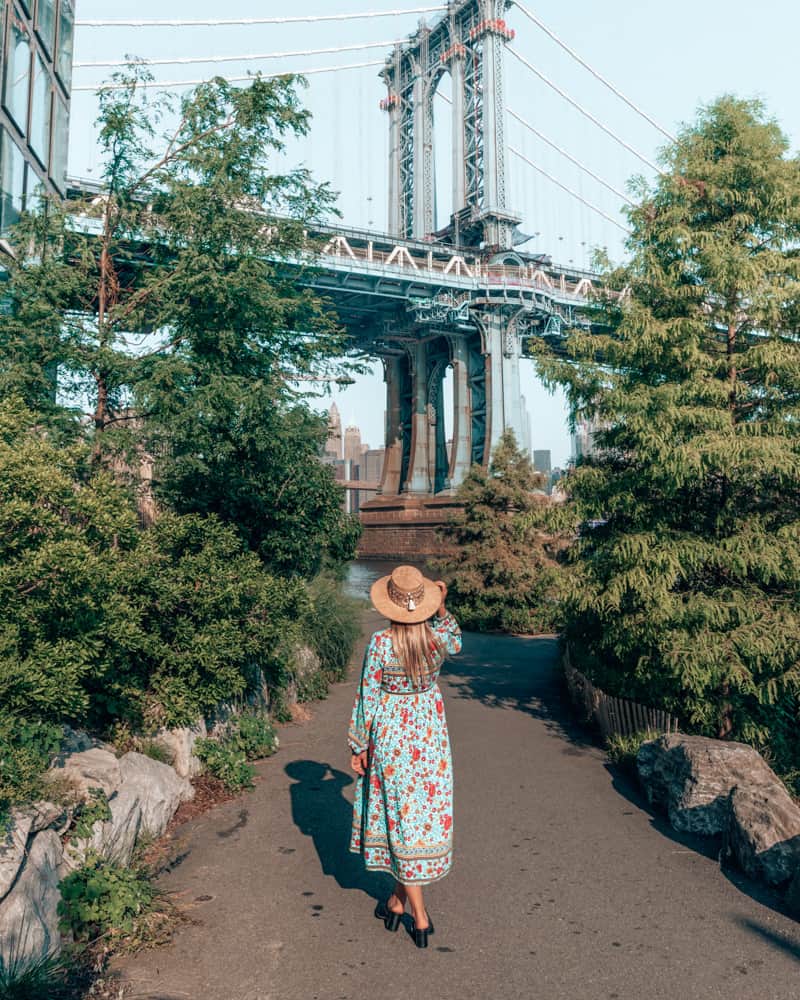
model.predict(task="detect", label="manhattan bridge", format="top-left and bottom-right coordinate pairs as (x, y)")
top-left (76, 0), bottom-right (670, 553)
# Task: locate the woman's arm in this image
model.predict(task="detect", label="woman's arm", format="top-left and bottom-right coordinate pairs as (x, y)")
top-left (347, 634), bottom-right (384, 762)
top-left (431, 581), bottom-right (463, 655)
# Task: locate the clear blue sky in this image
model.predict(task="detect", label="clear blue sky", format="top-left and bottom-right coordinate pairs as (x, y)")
top-left (70, 0), bottom-right (800, 465)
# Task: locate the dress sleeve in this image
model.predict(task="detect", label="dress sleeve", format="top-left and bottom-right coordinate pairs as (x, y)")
top-left (431, 612), bottom-right (462, 656)
top-left (347, 634), bottom-right (384, 755)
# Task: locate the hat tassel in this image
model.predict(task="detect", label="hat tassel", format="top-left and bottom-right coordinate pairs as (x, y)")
top-left (407, 596), bottom-right (416, 611)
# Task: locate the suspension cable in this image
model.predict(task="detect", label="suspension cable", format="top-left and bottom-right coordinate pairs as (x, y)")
top-left (508, 47), bottom-right (664, 175)
top-left (75, 39), bottom-right (401, 69)
top-left (514, 2), bottom-right (675, 142)
top-left (509, 145), bottom-right (631, 234)
top-left (508, 107), bottom-right (634, 206)
top-left (76, 6), bottom-right (446, 27)
top-left (71, 60), bottom-right (386, 92)
top-left (435, 88), bottom-right (634, 208)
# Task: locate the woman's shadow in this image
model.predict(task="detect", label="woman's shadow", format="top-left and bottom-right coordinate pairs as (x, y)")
top-left (285, 760), bottom-right (392, 901)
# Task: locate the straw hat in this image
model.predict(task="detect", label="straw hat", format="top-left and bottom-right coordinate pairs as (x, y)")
top-left (370, 565), bottom-right (442, 624)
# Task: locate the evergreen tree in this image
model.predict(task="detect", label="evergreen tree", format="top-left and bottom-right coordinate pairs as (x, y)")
top-left (438, 431), bottom-right (565, 634)
top-left (535, 97), bottom-right (800, 753)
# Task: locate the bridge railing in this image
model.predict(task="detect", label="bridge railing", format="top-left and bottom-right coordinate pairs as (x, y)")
top-left (317, 231), bottom-right (598, 301)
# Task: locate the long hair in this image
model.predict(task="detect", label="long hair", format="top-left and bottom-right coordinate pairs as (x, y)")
top-left (390, 621), bottom-right (444, 686)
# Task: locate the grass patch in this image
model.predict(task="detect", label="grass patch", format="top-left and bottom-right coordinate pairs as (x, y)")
top-left (605, 730), bottom-right (660, 777)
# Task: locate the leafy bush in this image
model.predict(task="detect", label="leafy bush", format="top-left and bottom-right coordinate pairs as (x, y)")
top-left (0, 716), bottom-right (63, 835)
top-left (194, 738), bottom-right (255, 792)
top-left (69, 789), bottom-right (111, 842)
top-left (232, 712), bottom-right (279, 760)
top-left (303, 573), bottom-right (361, 683)
top-left (0, 399), bottom-right (311, 733)
top-left (194, 711), bottom-right (278, 791)
top-left (437, 431), bottom-right (567, 634)
top-left (58, 853), bottom-right (156, 942)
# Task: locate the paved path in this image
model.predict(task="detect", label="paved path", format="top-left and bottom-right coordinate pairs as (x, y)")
top-left (120, 611), bottom-right (800, 1000)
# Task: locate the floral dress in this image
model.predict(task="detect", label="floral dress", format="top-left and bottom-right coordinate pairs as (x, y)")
top-left (348, 613), bottom-right (462, 885)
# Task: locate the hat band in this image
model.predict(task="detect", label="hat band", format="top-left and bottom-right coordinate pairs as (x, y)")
top-left (387, 577), bottom-right (425, 613)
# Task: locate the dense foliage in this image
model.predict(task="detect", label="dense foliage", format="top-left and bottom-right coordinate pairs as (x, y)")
top-left (0, 66), bottom-right (359, 574)
top-left (535, 97), bottom-right (800, 766)
top-left (0, 69), bottom-right (362, 819)
top-left (437, 431), bottom-right (566, 634)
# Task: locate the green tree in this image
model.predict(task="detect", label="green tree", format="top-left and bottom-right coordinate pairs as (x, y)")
top-left (535, 97), bottom-right (800, 752)
top-left (152, 382), bottom-right (360, 577)
top-left (0, 66), bottom-right (359, 573)
top-left (437, 431), bottom-right (565, 634)
top-left (0, 397), bottom-right (309, 732)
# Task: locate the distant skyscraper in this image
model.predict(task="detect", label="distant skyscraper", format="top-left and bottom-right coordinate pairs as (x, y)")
top-left (533, 449), bottom-right (552, 476)
top-left (325, 402), bottom-right (343, 460)
top-left (572, 415), bottom-right (606, 462)
top-left (344, 424), bottom-right (363, 466)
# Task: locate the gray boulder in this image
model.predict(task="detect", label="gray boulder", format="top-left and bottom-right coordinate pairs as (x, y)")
top-left (62, 787), bottom-right (144, 873)
top-left (726, 784), bottom-right (800, 886)
top-left (118, 752), bottom-right (194, 839)
top-left (0, 812), bottom-right (33, 903)
top-left (637, 734), bottom-right (777, 836)
top-left (154, 720), bottom-right (207, 779)
top-left (0, 830), bottom-right (63, 967)
top-left (51, 747), bottom-right (122, 799)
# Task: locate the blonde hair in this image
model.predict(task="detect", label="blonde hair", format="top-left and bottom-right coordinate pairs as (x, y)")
top-left (390, 621), bottom-right (444, 686)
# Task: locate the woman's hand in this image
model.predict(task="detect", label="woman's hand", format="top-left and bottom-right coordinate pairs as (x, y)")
top-left (435, 580), bottom-right (448, 617)
top-left (350, 751), bottom-right (368, 776)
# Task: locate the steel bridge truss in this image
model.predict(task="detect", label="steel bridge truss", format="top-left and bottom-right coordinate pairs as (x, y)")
top-left (382, 0), bottom-right (520, 249)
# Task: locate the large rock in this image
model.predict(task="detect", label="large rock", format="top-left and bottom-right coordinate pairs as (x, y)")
top-left (0, 812), bottom-right (33, 903)
top-left (726, 784), bottom-right (800, 886)
top-left (637, 734), bottom-right (778, 836)
top-left (52, 747), bottom-right (122, 799)
top-left (62, 787), bottom-right (144, 873)
top-left (118, 752), bottom-right (194, 839)
top-left (154, 720), bottom-right (207, 779)
top-left (0, 830), bottom-right (63, 967)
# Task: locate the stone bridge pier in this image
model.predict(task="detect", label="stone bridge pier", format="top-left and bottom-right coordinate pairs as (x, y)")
top-left (359, 314), bottom-right (529, 559)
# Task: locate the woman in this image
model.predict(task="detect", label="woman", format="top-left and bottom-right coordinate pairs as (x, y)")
top-left (348, 565), bottom-right (462, 948)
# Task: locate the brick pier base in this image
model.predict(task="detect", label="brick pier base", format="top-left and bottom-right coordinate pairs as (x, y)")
top-left (357, 494), bottom-right (462, 560)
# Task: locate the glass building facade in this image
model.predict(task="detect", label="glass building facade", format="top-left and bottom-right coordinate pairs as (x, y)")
top-left (0, 0), bottom-right (73, 232)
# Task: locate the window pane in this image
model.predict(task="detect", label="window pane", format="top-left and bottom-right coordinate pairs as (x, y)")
top-left (4, 16), bottom-right (31, 135)
top-left (1, 130), bottom-right (27, 230)
top-left (57, 0), bottom-right (74, 88)
top-left (36, 0), bottom-right (57, 57)
top-left (51, 93), bottom-right (67, 191)
top-left (29, 52), bottom-right (51, 167)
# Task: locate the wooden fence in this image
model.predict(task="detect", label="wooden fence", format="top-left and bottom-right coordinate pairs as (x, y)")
top-left (563, 644), bottom-right (679, 741)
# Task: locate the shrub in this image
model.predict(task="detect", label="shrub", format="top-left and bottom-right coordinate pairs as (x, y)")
top-left (58, 853), bottom-right (156, 942)
top-left (231, 712), bottom-right (278, 760)
top-left (303, 572), bottom-right (361, 683)
top-left (194, 738), bottom-right (255, 792)
top-left (0, 716), bottom-right (63, 835)
top-left (69, 789), bottom-right (112, 843)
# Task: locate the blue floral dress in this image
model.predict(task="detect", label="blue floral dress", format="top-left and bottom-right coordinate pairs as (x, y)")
top-left (348, 613), bottom-right (462, 885)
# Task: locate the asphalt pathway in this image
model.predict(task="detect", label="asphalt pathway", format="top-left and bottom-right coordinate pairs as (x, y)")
top-left (120, 610), bottom-right (800, 1000)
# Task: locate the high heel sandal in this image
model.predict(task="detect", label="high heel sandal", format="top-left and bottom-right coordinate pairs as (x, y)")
top-left (374, 900), bottom-right (403, 932)
top-left (410, 913), bottom-right (434, 949)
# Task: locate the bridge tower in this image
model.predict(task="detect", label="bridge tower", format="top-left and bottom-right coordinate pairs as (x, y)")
top-left (356, 1), bottom-right (536, 556)
top-left (382, 0), bottom-right (521, 249)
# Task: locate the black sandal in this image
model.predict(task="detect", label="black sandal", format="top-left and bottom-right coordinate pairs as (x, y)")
top-left (410, 913), bottom-right (434, 948)
top-left (374, 900), bottom-right (403, 932)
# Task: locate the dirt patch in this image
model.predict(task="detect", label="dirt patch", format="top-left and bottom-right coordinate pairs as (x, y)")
top-left (171, 773), bottom-right (239, 826)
